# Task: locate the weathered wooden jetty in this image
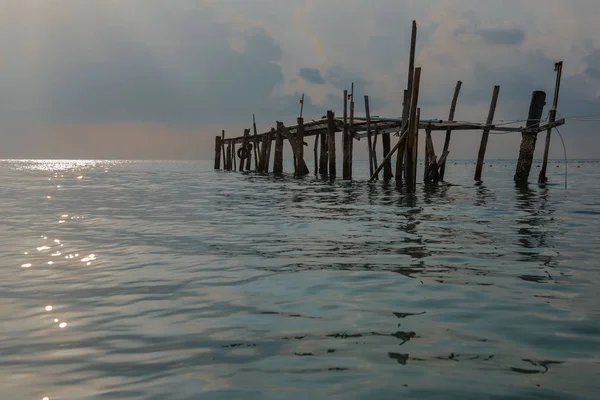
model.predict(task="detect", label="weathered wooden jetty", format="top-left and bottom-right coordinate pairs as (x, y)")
top-left (214, 21), bottom-right (565, 192)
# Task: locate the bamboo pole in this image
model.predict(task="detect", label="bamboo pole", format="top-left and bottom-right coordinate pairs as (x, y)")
top-left (515, 91), bottom-right (546, 184)
top-left (539, 61), bottom-right (563, 184)
top-left (327, 111), bottom-right (337, 177)
top-left (474, 85), bottom-right (500, 181)
top-left (439, 81), bottom-right (462, 181)
top-left (405, 67), bottom-right (422, 194)
top-left (365, 95), bottom-right (374, 177)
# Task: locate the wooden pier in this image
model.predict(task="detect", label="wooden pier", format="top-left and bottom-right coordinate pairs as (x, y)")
top-left (214, 21), bottom-right (565, 193)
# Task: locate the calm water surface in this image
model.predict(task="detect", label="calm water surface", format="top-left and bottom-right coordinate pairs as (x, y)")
top-left (0, 159), bottom-right (598, 399)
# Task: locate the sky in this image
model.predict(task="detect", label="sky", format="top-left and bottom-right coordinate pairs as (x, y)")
top-left (1, 0), bottom-right (599, 160)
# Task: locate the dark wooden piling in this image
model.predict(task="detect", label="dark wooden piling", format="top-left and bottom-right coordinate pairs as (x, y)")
top-left (232, 141), bottom-right (237, 171)
top-left (253, 115), bottom-right (259, 170)
top-left (258, 130), bottom-right (268, 172)
top-left (214, 136), bottom-right (222, 169)
top-left (319, 116), bottom-right (329, 175)
top-left (372, 127), bottom-right (379, 180)
top-left (313, 133), bottom-right (319, 175)
top-left (474, 85), bottom-right (500, 181)
top-left (327, 111), bottom-right (337, 177)
top-left (244, 129), bottom-right (252, 171)
top-left (278, 122), bottom-right (309, 176)
top-left (515, 91), bottom-right (547, 184)
top-left (539, 61), bottom-right (563, 184)
top-left (297, 117), bottom-right (305, 172)
top-left (273, 126), bottom-right (284, 174)
top-left (221, 130), bottom-right (226, 169)
top-left (439, 81), bottom-right (462, 181)
top-left (405, 67), bottom-right (422, 194)
top-left (382, 132), bottom-right (393, 180)
top-left (265, 128), bottom-right (273, 173)
top-left (397, 21), bottom-right (417, 183)
top-left (348, 84), bottom-right (355, 180)
top-left (365, 96), bottom-right (374, 177)
top-left (226, 140), bottom-right (232, 170)
top-left (342, 90), bottom-right (350, 179)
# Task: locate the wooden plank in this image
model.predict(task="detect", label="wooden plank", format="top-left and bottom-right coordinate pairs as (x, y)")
top-left (515, 90), bottom-right (546, 184)
top-left (364, 95), bottom-right (374, 176)
top-left (327, 111), bottom-right (337, 177)
top-left (474, 85), bottom-right (500, 181)
top-left (439, 80), bottom-right (462, 181)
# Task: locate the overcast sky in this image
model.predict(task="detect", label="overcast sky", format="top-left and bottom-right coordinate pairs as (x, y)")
top-left (1, 0), bottom-right (599, 159)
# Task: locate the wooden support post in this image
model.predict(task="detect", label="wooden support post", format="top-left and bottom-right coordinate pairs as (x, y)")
top-left (273, 126), bottom-right (284, 174)
top-left (348, 83), bottom-right (355, 180)
top-left (297, 117), bottom-right (305, 173)
top-left (265, 128), bottom-right (273, 173)
top-left (365, 96), bottom-right (374, 177)
top-left (474, 85), bottom-right (500, 181)
top-left (515, 91), bottom-right (547, 184)
top-left (405, 67), bottom-right (422, 194)
top-left (327, 111), bottom-right (337, 177)
top-left (439, 80), bottom-right (462, 181)
top-left (221, 130), bottom-right (226, 169)
top-left (371, 130), bottom-right (407, 181)
top-left (244, 129), bottom-right (251, 171)
top-left (258, 131), bottom-right (268, 172)
top-left (226, 140), bottom-right (232, 170)
top-left (539, 61), bottom-right (563, 184)
top-left (396, 90), bottom-right (410, 182)
top-left (342, 90), bottom-right (350, 179)
top-left (319, 116), bottom-right (329, 175)
top-left (313, 133), bottom-right (319, 175)
top-left (423, 127), bottom-right (430, 181)
top-left (412, 108), bottom-right (420, 188)
top-left (232, 141), bottom-right (237, 171)
top-left (278, 122), bottom-right (309, 176)
top-left (253, 115), bottom-right (259, 171)
top-left (424, 127), bottom-right (438, 182)
top-left (372, 127), bottom-right (379, 180)
top-left (214, 136), bottom-right (222, 169)
top-left (382, 131), bottom-right (393, 180)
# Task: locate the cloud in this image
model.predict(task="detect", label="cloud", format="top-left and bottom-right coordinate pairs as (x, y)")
top-left (474, 28), bottom-right (526, 46)
top-left (298, 68), bottom-right (326, 85)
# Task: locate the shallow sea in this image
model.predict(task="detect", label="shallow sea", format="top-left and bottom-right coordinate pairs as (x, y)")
top-left (0, 159), bottom-right (598, 399)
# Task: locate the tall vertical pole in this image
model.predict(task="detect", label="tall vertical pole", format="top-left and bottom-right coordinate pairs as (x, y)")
top-left (214, 136), bottom-right (222, 169)
top-left (439, 81), bottom-right (462, 181)
top-left (327, 111), bottom-right (337, 178)
top-left (252, 115), bottom-right (259, 170)
top-left (342, 90), bottom-right (349, 178)
top-left (221, 130), bottom-right (226, 169)
top-left (405, 67), bottom-right (422, 194)
top-left (397, 21), bottom-right (417, 182)
top-left (539, 61), bottom-right (563, 184)
top-left (348, 82), bottom-right (355, 180)
top-left (273, 126), bottom-right (284, 174)
top-left (365, 95), bottom-right (374, 177)
top-left (474, 85), bottom-right (500, 181)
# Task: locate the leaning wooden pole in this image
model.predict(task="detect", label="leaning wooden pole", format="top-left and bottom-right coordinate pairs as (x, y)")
top-left (515, 91), bottom-right (547, 184)
top-left (439, 80), bottom-right (462, 181)
top-left (405, 67), bottom-right (422, 194)
top-left (327, 111), bottom-right (337, 177)
top-left (397, 20), bottom-right (417, 182)
top-left (370, 130), bottom-right (408, 181)
top-left (364, 96), bottom-right (374, 177)
top-left (539, 61), bottom-right (563, 184)
top-left (474, 85), bottom-right (500, 181)
top-left (273, 125), bottom-right (284, 174)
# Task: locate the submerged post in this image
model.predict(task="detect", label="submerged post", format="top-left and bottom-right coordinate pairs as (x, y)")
top-left (365, 96), bottom-right (374, 177)
top-left (265, 128), bottom-right (274, 173)
top-left (253, 115), bottom-right (259, 170)
top-left (439, 81), bottom-right (462, 181)
top-left (327, 111), bottom-right (337, 177)
top-left (382, 131), bottom-right (393, 181)
top-left (245, 129), bottom-right (252, 171)
top-left (539, 61), bottom-right (563, 184)
top-left (226, 140), bottom-right (232, 170)
top-left (232, 141), bottom-right (237, 171)
top-left (221, 130), bottom-right (226, 169)
top-left (273, 126), bottom-right (284, 174)
top-left (214, 136), bottom-right (222, 169)
top-left (372, 127), bottom-right (379, 180)
top-left (474, 85), bottom-right (500, 181)
top-left (515, 91), bottom-right (547, 184)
